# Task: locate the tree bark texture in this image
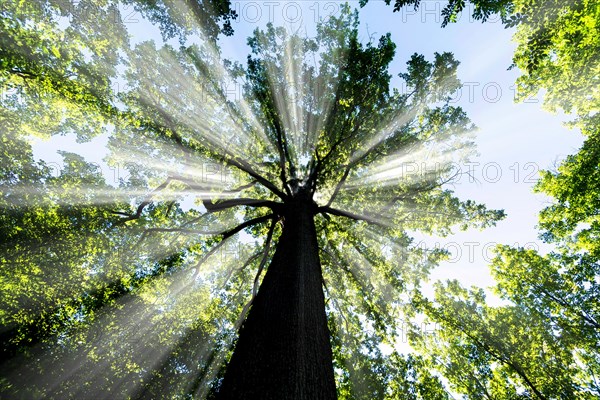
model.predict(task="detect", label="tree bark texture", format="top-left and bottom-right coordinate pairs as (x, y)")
top-left (217, 200), bottom-right (337, 399)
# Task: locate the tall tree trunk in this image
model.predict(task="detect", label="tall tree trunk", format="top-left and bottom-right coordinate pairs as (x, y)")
top-left (217, 200), bottom-right (337, 399)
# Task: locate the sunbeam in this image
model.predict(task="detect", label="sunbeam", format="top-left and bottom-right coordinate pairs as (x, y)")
top-left (1, 1), bottom-right (522, 398)
top-left (2, 217), bottom-right (262, 397)
top-left (344, 141), bottom-right (462, 190)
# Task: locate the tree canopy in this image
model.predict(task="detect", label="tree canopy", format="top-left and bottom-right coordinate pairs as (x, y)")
top-left (1, 0), bottom-right (598, 399)
top-left (0, 2), bottom-right (508, 397)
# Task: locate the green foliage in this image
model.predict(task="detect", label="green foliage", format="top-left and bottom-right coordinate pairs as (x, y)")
top-left (511, 0), bottom-right (599, 123)
top-left (127, 0), bottom-right (237, 40)
top-left (0, 2), bottom-right (506, 398)
top-left (359, 0), bottom-right (515, 26)
top-left (536, 133), bottom-right (600, 246)
top-left (355, 2), bottom-right (599, 397)
top-left (0, 0), bottom-right (123, 141)
top-left (411, 280), bottom-right (587, 399)
top-left (0, 134), bottom-right (127, 355)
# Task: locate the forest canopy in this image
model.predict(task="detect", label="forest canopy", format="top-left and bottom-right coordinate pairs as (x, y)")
top-left (1, 0), bottom-right (598, 399)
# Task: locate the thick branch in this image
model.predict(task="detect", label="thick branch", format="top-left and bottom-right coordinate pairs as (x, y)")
top-left (222, 214), bottom-right (275, 241)
top-left (202, 198), bottom-right (283, 214)
top-left (252, 219), bottom-right (276, 297)
top-left (271, 109), bottom-right (292, 196)
top-left (190, 214), bottom-right (275, 282)
top-left (223, 156), bottom-right (287, 200)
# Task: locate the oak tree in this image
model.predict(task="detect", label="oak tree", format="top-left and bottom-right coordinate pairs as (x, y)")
top-left (0, 2), bottom-right (504, 398)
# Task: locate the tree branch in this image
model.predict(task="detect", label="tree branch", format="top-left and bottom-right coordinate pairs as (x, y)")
top-left (133, 97), bottom-right (287, 201)
top-left (222, 156), bottom-right (288, 200)
top-left (372, 168), bottom-right (461, 220)
top-left (318, 206), bottom-right (388, 228)
top-left (324, 167), bottom-right (351, 207)
top-left (222, 214), bottom-right (275, 241)
top-left (144, 227), bottom-right (224, 235)
top-left (271, 106), bottom-right (292, 196)
top-left (221, 251), bottom-right (263, 290)
top-left (113, 177), bottom-right (174, 224)
top-left (222, 180), bottom-right (258, 193)
top-left (252, 219), bottom-right (276, 297)
top-left (432, 304), bottom-right (548, 400)
top-left (190, 214), bottom-right (276, 282)
top-left (202, 198), bottom-right (283, 214)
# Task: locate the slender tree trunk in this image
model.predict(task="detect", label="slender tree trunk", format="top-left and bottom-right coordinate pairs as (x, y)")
top-left (217, 200), bottom-right (337, 399)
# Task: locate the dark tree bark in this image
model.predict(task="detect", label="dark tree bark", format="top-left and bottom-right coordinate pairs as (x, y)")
top-left (217, 196), bottom-right (337, 399)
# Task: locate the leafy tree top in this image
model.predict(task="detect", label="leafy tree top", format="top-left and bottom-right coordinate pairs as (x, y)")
top-left (0, 2), bottom-right (505, 398)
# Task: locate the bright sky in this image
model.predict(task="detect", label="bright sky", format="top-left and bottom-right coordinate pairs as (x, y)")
top-left (31, 1), bottom-right (584, 302)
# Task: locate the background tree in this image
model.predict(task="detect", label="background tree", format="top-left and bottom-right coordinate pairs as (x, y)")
top-left (0, 2), bottom-right (506, 399)
top-left (408, 183), bottom-right (600, 398)
top-left (410, 280), bottom-right (587, 399)
top-left (358, 0), bottom-right (513, 26)
top-left (355, 1), bottom-right (599, 398)
top-left (359, 0), bottom-right (599, 128)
